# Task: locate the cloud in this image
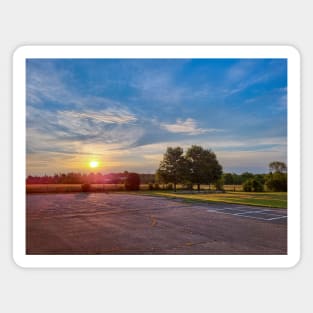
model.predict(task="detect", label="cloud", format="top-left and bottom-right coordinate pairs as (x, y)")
top-left (62, 108), bottom-right (137, 125)
top-left (27, 61), bottom-right (73, 106)
top-left (161, 118), bottom-right (220, 135)
top-left (129, 61), bottom-right (190, 105)
top-left (26, 60), bottom-right (126, 112)
top-left (26, 59), bottom-right (287, 175)
top-left (226, 60), bottom-right (257, 82)
top-left (27, 105), bottom-right (144, 157)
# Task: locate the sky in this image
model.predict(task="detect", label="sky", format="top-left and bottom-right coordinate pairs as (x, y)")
top-left (26, 58), bottom-right (287, 175)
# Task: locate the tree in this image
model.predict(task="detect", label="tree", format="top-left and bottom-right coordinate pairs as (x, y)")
top-left (223, 172), bottom-right (242, 191)
top-left (223, 173), bottom-right (234, 185)
top-left (124, 173), bottom-right (140, 191)
top-left (265, 172), bottom-right (287, 191)
top-left (156, 147), bottom-right (188, 192)
top-left (185, 145), bottom-right (222, 192)
top-left (241, 172), bottom-right (254, 183)
top-left (269, 161), bottom-right (287, 173)
top-left (243, 178), bottom-right (264, 192)
top-left (265, 161), bottom-right (287, 191)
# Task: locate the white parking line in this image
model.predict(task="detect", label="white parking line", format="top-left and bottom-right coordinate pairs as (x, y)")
top-left (234, 210), bottom-right (267, 215)
top-left (254, 212), bottom-right (286, 217)
top-left (266, 216), bottom-right (287, 220)
top-left (206, 208), bottom-right (287, 221)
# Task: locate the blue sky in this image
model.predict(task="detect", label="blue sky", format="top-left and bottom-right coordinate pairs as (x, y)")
top-left (26, 58), bottom-right (287, 175)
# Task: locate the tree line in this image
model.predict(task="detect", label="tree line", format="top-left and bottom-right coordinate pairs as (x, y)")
top-left (223, 161), bottom-right (287, 192)
top-left (26, 172), bottom-right (155, 185)
top-left (26, 149), bottom-right (287, 192)
top-left (155, 146), bottom-right (287, 192)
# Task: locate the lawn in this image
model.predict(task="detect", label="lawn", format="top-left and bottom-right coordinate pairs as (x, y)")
top-left (26, 184), bottom-right (287, 209)
top-left (142, 191), bottom-right (287, 209)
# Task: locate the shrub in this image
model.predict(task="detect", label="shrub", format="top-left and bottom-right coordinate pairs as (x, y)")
top-left (125, 173), bottom-right (140, 191)
top-left (81, 183), bottom-right (91, 192)
top-left (148, 183), bottom-right (154, 190)
top-left (265, 173), bottom-right (287, 191)
top-left (243, 180), bottom-right (253, 192)
top-left (243, 178), bottom-right (264, 192)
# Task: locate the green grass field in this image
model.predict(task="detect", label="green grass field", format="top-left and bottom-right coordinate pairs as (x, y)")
top-left (142, 190), bottom-right (287, 209)
top-left (26, 184), bottom-right (287, 208)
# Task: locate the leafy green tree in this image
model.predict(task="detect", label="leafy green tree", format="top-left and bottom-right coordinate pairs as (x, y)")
top-left (243, 178), bottom-right (264, 192)
top-left (269, 161), bottom-right (287, 173)
top-left (156, 147), bottom-right (188, 192)
top-left (223, 173), bottom-right (234, 185)
top-left (241, 172), bottom-right (254, 183)
top-left (185, 145), bottom-right (222, 192)
top-left (223, 172), bottom-right (242, 191)
top-left (265, 172), bottom-right (287, 191)
top-left (266, 161), bottom-right (287, 191)
top-left (254, 174), bottom-right (266, 185)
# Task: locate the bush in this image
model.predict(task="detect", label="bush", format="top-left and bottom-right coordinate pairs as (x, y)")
top-left (265, 173), bottom-right (287, 191)
top-left (81, 183), bottom-right (91, 192)
top-left (148, 183), bottom-right (154, 190)
top-left (243, 180), bottom-right (252, 192)
top-left (243, 178), bottom-right (264, 192)
top-left (125, 173), bottom-right (140, 191)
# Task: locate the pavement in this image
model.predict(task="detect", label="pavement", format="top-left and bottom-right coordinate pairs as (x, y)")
top-left (26, 193), bottom-right (287, 255)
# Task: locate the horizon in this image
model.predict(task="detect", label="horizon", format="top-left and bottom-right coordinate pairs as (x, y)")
top-left (26, 168), bottom-right (273, 178)
top-left (26, 58), bottom-right (287, 176)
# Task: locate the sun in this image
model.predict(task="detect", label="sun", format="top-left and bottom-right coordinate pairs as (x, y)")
top-left (89, 160), bottom-right (99, 168)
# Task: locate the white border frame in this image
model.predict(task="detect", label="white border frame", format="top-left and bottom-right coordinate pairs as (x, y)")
top-left (13, 45), bottom-right (300, 268)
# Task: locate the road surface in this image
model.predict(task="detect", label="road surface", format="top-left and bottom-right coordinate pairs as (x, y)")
top-left (26, 193), bottom-right (287, 255)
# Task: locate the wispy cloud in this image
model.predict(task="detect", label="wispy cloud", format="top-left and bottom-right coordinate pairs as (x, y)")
top-left (61, 108), bottom-right (137, 125)
top-left (27, 61), bottom-right (73, 106)
top-left (129, 61), bottom-right (190, 105)
top-left (27, 106), bottom-right (143, 155)
top-left (161, 118), bottom-right (220, 135)
top-left (27, 61), bottom-right (125, 111)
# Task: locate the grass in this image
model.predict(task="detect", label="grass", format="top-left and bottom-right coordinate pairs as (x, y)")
top-left (26, 184), bottom-right (287, 209)
top-left (141, 190), bottom-right (287, 209)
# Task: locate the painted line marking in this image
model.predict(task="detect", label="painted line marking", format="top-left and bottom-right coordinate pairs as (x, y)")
top-left (206, 208), bottom-right (287, 221)
top-left (266, 216), bottom-right (288, 220)
top-left (234, 210), bottom-right (267, 215)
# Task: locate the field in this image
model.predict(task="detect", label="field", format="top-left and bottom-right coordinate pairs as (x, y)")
top-left (26, 183), bottom-right (125, 193)
top-left (27, 193), bottom-right (287, 255)
top-left (26, 184), bottom-right (286, 208)
top-left (143, 191), bottom-right (287, 209)
top-left (26, 183), bottom-right (243, 193)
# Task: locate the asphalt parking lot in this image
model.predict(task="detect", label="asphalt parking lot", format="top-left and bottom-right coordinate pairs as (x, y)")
top-left (26, 193), bottom-right (287, 255)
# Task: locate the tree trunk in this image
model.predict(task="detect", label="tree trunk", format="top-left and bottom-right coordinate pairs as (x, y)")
top-left (197, 184), bottom-right (200, 192)
top-left (174, 183), bottom-right (177, 192)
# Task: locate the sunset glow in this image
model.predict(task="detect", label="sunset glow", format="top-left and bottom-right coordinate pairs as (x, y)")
top-left (26, 58), bottom-right (287, 175)
top-left (89, 160), bottom-right (99, 168)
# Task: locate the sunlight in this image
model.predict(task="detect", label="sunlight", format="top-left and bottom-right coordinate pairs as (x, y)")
top-left (89, 160), bottom-right (99, 168)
